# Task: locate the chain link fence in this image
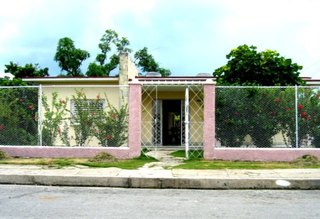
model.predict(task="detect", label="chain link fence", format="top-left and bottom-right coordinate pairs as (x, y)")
top-left (0, 86), bottom-right (39, 146)
top-left (215, 86), bottom-right (320, 148)
top-left (0, 85), bottom-right (129, 147)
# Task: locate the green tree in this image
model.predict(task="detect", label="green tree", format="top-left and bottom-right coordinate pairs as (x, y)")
top-left (4, 62), bottom-right (49, 78)
top-left (54, 37), bottom-right (90, 76)
top-left (0, 78), bottom-right (27, 86)
top-left (134, 47), bottom-right (171, 77)
top-left (86, 29), bottom-right (131, 77)
top-left (213, 45), bottom-right (304, 86)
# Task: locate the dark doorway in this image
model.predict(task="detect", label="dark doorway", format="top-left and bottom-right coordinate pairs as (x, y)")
top-left (162, 100), bottom-right (181, 146)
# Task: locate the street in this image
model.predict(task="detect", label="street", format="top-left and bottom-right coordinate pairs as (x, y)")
top-left (0, 185), bottom-right (319, 218)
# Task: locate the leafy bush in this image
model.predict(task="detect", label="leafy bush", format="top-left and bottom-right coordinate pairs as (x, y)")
top-left (0, 88), bottom-right (38, 145)
top-left (42, 92), bottom-right (68, 146)
top-left (0, 150), bottom-right (8, 160)
top-left (89, 152), bottom-right (118, 162)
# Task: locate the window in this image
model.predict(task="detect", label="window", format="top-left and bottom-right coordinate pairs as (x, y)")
top-left (70, 99), bottom-right (105, 115)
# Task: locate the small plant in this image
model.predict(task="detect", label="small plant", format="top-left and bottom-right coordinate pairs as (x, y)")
top-left (89, 152), bottom-right (118, 162)
top-left (0, 150), bottom-right (8, 160)
top-left (293, 154), bottom-right (319, 166)
top-left (70, 90), bottom-right (98, 146)
top-left (42, 92), bottom-right (68, 146)
top-left (92, 97), bottom-right (128, 147)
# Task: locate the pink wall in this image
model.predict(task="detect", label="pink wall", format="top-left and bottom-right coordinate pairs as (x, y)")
top-left (127, 82), bottom-right (142, 157)
top-left (203, 83), bottom-right (216, 159)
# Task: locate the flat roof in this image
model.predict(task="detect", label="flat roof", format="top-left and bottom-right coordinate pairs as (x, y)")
top-left (22, 77), bottom-right (119, 83)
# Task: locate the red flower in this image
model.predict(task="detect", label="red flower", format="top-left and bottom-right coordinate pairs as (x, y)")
top-left (105, 135), bottom-right (113, 140)
top-left (0, 124), bottom-right (5, 131)
top-left (274, 98), bottom-right (281, 103)
top-left (28, 104), bottom-right (33, 110)
top-left (307, 116), bottom-right (311, 121)
top-left (57, 127), bottom-right (62, 135)
top-left (300, 111), bottom-right (307, 118)
top-left (298, 104), bottom-right (303, 110)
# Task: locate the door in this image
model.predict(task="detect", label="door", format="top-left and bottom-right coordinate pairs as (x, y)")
top-left (162, 100), bottom-right (182, 146)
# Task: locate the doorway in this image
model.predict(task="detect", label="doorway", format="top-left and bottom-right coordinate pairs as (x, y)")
top-left (162, 100), bottom-right (182, 146)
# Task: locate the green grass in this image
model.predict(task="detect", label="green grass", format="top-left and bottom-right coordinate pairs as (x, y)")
top-left (174, 159), bottom-right (320, 169)
top-left (0, 154), bottom-right (157, 169)
top-left (170, 150), bottom-right (203, 160)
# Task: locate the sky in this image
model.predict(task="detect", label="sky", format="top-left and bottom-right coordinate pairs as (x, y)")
top-left (0, 0), bottom-right (320, 78)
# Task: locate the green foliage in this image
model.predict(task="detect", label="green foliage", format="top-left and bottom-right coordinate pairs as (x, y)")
top-left (4, 62), bottom-right (49, 78)
top-left (92, 98), bottom-right (128, 147)
top-left (0, 78), bottom-right (28, 86)
top-left (134, 47), bottom-right (171, 77)
top-left (70, 90), bottom-right (96, 146)
top-left (86, 29), bottom-right (131, 77)
top-left (0, 88), bottom-right (38, 145)
top-left (42, 92), bottom-right (68, 146)
top-left (293, 154), bottom-right (319, 166)
top-left (214, 45), bottom-right (304, 86)
top-left (216, 87), bottom-right (320, 148)
top-left (86, 63), bottom-right (107, 77)
top-left (54, 37), bottom-right (90, 76)
top-left (0, 150), bottom-right (9, 160)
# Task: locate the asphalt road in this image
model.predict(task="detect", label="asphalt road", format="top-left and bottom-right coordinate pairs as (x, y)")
top-left (0, 185), bottom-right (319, 219)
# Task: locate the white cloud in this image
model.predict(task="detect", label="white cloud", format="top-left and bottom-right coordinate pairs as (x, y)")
top-left (0, 0), bottom-right (319, 78)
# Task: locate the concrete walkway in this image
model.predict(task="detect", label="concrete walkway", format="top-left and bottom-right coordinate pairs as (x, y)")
top-left (0, 164), bottom-right (319, 189)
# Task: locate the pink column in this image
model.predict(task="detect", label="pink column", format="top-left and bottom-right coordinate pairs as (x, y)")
top-left (203, 81), bottom-right (216, 159)
top-left (128, 81), bottom-right (142, 157)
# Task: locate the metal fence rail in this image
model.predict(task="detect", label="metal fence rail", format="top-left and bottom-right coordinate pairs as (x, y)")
top-left (215, 86), bottom-right (320, 148)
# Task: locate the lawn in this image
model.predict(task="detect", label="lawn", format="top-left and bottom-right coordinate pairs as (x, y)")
top-left (0, 152), bottom-right (157, 169)
top-left (170, 150), bottom-right (320, 169)
top-left (0, 150), bottom-right (319, 170)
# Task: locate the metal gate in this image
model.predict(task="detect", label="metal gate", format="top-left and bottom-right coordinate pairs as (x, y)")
top-left (141, 84), bottom-right (204, 159)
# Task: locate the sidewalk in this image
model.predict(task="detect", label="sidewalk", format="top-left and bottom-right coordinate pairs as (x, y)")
top-left (0, 164), bottom-right (319, 189)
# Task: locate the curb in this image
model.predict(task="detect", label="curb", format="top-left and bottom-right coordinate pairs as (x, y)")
top-left (1, 174), bottom-right (319, 189)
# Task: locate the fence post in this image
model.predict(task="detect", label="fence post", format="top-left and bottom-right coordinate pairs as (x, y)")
top-left (128, 80), bottom-right (142, 157)
top-left (38, 85), bottom-right (43, 146)
top-left (203, 80), bottom-right (216, 159)
top-left (185, 86), bottom-right (189, 159)
top-left (295, 85), bottom-right (299, 148)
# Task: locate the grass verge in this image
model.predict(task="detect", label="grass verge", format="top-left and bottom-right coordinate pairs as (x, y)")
top-left (0, 153), bottom-right (157, 169)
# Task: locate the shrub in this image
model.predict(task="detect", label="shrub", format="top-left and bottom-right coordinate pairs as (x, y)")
top-left (0, 150), bottom-right (8, 160)
top-left (89, 152), bottom-right (118, 162)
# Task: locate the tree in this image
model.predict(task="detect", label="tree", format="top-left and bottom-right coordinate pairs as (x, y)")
top-left (86, 29), bottom-right (131, 77)
top-left (54, 37), bottom-right (90, 76)
top-left (4, 62), bottom-right (49, 78)
top-left (213, 45), bottom-right (304, 86)
top-left (134, 47), bottom-right (171, 77)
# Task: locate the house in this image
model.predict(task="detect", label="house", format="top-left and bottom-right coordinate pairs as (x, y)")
top-left (1, 53), bottom-right (320, 161)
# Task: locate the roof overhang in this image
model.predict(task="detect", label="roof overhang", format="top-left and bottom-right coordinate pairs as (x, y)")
top-left (22, 77), bottom-right (119, 83)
